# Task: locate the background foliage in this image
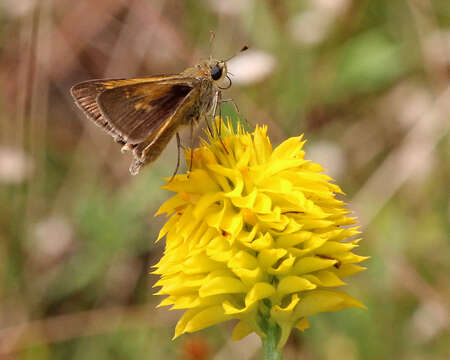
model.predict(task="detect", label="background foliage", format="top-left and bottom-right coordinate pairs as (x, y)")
top-left (0, 0), bottom-right (448, 359)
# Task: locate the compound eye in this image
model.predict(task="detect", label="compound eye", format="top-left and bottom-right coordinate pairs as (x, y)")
top-left (210, 65), bottom-right (223, 80)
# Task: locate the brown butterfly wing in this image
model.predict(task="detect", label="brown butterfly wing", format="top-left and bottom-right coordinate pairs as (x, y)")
top-left (71, 79), bottom-right (126, 143)
top-left (128, 89), bottom-right (199, 175)
top-left (71, 77), bottom-right (201, 175)
top-left (97, 82), bottom-right (193, 144)
top-left (70, 76), bottom-right (185, 142)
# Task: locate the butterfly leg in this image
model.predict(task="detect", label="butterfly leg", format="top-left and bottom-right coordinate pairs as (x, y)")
top-left (218, 91), bottom-right (223, 137)
top-left (220, 97), bottom-right (253, 129)
top-left (189, 122), bottom-right (194, 174)
top-left (219, 98), bottom-right (240, 113)
top-left (209, 90), bottom-right (220, 137)
top-left (211, 90), bottom-right (219, 119)
top-left (169, 132), bottom-right (181, 182)
top-left (204, 113), bottom-right (213, 137)
top-left (212, 91), bottom-right (228, 154)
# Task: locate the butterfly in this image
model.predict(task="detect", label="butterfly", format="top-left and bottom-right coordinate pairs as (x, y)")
top-left (71, 46), bottom-right (247, 175)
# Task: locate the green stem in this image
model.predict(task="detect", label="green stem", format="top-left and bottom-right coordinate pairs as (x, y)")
top-left (262, 322), bottom-right (283, 360)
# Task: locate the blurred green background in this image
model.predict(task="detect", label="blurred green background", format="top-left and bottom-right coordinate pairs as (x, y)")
top-left (0, 0), bottom-right (449, 359)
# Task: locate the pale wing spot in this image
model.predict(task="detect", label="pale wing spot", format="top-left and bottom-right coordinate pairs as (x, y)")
top-left (134, 102), bottom-right (152, 111)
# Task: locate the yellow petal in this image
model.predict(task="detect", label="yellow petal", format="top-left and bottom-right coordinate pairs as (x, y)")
top-left (183, 255), bottom-right (219, 275)
top-left (253, 125), bottom-right (271, 164)
top-left (175, 306), bottom-right (231, 338)
top-left (276, 231), bottom-right (312, 247)
top-left (258, 248), bottom-right (287, 270)
top-left (266, 255), bottom-right (295, 275)
top-left (303, 270), bottom-right (347, 287)
top-left (163, 169), bottom-right (219, 194)
top-left (295, 318), bottom-right (309, 331)
top-left (207, 164), bottom-right (244, 197)
top-left (277, 276), bottom-right (316, 297)
top-left (193, 192), bottom-right (224, 219)
top-left (245, 282), bottom-right (276, 307)
top-left (231, 267), bottom-right (263, 287)
top-left (206, 237), bottom-right (234, 262)
top-left (199, 276), bottom-right (247, 297)
top-left (294, 290), bottom-right (366, 318)
top-left (316, 241), bottom-right (358, 254)
top-left (252, 192), bottom-right (272, 213)
top-left (232, 320), bottom-right (253, 341)
top-left (155, 194), bottom-right (186, 216)
top-left (231, 188), bottom-right (257, 208)
top-left (270, 294), bottom-right (301, 348)
top-left (336, 252), bottom-right (370, 265)
top-left (271, 136), bottom-right (305, 159)
top-left (333, 264), bottom-right (367, 278)
top-left (156, 214), bottom-right (179, 241)
top-left (246, 232), bottom-right (273, 251)
top-left (293, 256), bottom-right (337, 274)
top-left (228, 250), bottom-right (258, 270)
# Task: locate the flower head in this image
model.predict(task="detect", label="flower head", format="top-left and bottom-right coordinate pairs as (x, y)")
top-left (154, 119), bottom-right (367, 347)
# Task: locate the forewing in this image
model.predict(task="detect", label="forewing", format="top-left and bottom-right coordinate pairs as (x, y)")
top-left (70, 75), bottom-right (183, 143)
top-left (129, 88), bottom-right (199, 175)
top-left (97, 81), bottom-right (193, 144)
top-left (71, 75), bottom-right (201, 175)
top-left (71, 79), bottom-right (124, 141)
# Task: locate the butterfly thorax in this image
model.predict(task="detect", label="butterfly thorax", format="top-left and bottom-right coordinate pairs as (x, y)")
top-left (182, 58), bottom-right (228, 88)
top-left (181, 58), bottom-right (228, 120)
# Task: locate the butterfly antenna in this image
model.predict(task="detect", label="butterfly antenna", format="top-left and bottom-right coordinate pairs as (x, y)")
top-left (224, 45), bottom-right (249, 62)
top-left (209, 31), bottom-right (215, 60)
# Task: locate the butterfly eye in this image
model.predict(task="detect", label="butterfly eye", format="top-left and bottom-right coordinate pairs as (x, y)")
top-left (210, 65), bottom-right (223, 80)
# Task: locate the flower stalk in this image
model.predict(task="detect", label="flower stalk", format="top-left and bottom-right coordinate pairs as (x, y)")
top-left (261, 314), bottom-right (283, 359)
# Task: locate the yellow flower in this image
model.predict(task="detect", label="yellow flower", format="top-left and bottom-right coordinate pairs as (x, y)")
top-left (153, 118), bottom-right (367, 348)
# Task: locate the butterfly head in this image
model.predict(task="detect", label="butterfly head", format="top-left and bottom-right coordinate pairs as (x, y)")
top-left (206, 58), bottom-right (229, 89)
top-left (206, 45), bottom-right (247, 88)
top-left (209, 60), bottom-right (227, 81)
top-left (187, 46), bottom-right (248, 89)
top-left (189, 58), bottom-right (230, 89)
